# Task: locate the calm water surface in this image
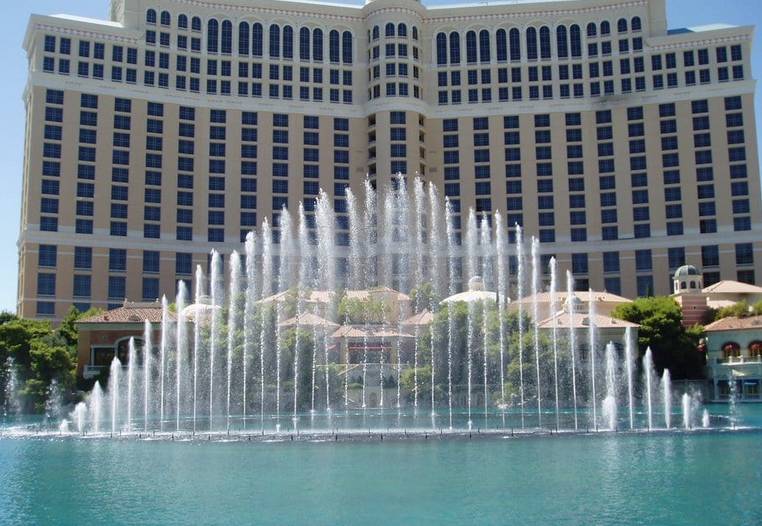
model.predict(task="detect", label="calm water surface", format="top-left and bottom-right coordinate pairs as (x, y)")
top-left (1, 405), bottom-right (761, 525)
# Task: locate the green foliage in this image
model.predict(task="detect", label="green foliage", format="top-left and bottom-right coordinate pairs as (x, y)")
top-left (0, 308), bottom-right (97, 413)
top-left (713, 300), bottom-right (762, 321)
top-left (410, 282), bottom-right (439, 310)
top-left (338, 296), bottom-right (391, 324)
top-left (611, 296), bottom-right (704, 379)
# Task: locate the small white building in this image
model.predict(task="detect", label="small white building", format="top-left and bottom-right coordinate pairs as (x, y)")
top-left (703, 315), bottom-right (762, 402)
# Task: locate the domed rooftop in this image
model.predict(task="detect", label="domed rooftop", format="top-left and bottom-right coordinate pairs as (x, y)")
top-left (674, 265), bottom-right (700, 278)
top-left (440, 276), bottom-right (497, 304)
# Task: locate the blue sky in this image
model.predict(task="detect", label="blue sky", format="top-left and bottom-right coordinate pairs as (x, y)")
top-left (0, 0), bottom-right (759, 313)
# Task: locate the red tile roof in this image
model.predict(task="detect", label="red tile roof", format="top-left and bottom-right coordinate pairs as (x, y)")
top-left (76, 301), bottom-right (170, 324)
top-left (704, 315), bottom-right (762, 332)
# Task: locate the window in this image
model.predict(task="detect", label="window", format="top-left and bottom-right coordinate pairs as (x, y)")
top-left (702, 246), bottom-right (720, 267)
top-left (37, 273), bottom-right (56, 296)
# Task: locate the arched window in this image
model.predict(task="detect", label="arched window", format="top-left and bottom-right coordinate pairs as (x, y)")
top-left (221, 20), bottom-right (233, 54)
top-left (239, 22), bottom-right (250, 56)
top-left (509, 28), bottom-right (520, 61)
top-left (539, 26), bottom-right (551, 59)
top-left (299, 27), bottom-right (310, 61)
top-left (313, 28), bottom-right (323, 61)
top-left (412, 26), bottom-right (418, 40)
top-left (372, 26), bottom-right (379, 40)
top-left (178, 14), bottom-right (188, 29)
top-left (436, 33), bottom-right (447, 65)
top-left (269, 24), bottom-right (280, 58)
top-left (617, 18), bottom-right (628, 33)
top-left (631, 16), bottom-right (642, 32)
top-left (556, 25), bottom-right (568, 58)
top-left (749, 341), bottom-right (762, 358)
top-left (385, 23), bottom-right (395, 37)
top-left (466, 31), bottom-right (477, 63)
top-left (449, 32), bottom-right (460, 64)
top-left (398, 23), bottom-right (407, 37)
top-left (570, 24), bottom-right (581, 58)
top-left (329, 30), bottom-right (340, 63)
top-left (207, 19), bottom-right (219, 53)
top-left (479, 29), bottom-right (491, 62)
top-left (586, 22), bottom-right (597, 37)
top-left (192, 17), bottom-right (201, 32)
top-left (160, 11), bottom-right (171, 26)
top-left (526, 27), bottom-right (537, 60)
top-left (146, 9), bottom-right (157, 25)
top-left (342, 31), bottom-right (353, 64)
top-left (722, 342), bottom-right (741, 359)
top-left (600, 21), bottom-right (610, 35)
top-left (496, 29), bottom-right (507, 62)
top-left (252, 23), bottom-right (263, 56)
top-left (283, 25), bottom-right (294, 59)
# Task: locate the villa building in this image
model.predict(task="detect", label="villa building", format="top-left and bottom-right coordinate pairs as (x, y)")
top-left (18, 0), bottom-right (762, 321)
top-left (703, 315), bottom-right (762, 401)
top-left (75, 301), bottom-right (166, 380)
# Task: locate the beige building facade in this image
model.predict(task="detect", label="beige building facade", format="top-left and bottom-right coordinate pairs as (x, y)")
top-left (18, 0), bottom-right (762, 320)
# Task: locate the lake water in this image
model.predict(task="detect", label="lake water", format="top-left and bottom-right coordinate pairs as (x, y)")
top-left (1, 404), bottom-right (761, 525)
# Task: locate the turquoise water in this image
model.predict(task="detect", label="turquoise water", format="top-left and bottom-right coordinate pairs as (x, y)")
top-left (1, 405), bottom-right (761, 525)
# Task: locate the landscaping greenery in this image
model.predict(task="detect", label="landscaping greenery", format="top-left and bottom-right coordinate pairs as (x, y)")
top-left (0, 307), bottom-right (99, 413)
top-left (611, 296), bottom-right (704, 379)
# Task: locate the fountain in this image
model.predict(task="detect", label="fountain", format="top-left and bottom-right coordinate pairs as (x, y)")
top-left (14, 176), bottom-right (735, 440)
top-left (601, 342), bottom-right (618, 431)
top-left (662, 369), bottom-right (672, 429)
top-left (682, 393), bottom-right (692, 429)
top-left (643, 348), bottom-right (655, 431)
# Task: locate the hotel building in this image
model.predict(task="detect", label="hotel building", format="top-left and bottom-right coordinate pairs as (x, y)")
top-left (18, 0), bottom-right (762, 320)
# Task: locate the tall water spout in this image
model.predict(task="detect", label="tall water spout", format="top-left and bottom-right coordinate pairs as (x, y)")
top-left (259, 221), bottom-right (273, 431)
top-left (624, 327), bottom-right (635, 430)
top-left (602, 342), bottom-right (618, 431)
top-left (662, 369), bottom-right (672, 429)
top-left (243, 233), bottom-right (258, 428)
top-left (192, 266), bottom-right (203, 433)
top-left (159, 296), bottom-right (169, 431)
top-left (91, 381), bottom-right (103, 433)
top-left (143, 320), bottom-right (152, 433)
top-left (175, 282), bottom-right (187, 432)
top-left (702, 408), bottom-right (710, 428)
top-left (73, 402), bottom-right (87, 434)
top-left (516, 225), bottom-right (526, 429)
top-left (210, 251), bottom-right (223, 431)
top-left (643, 347), bottom-right (655, 430)
top-left (588, 289), bottom-right (597, 429)
top-left (127, 337), bottom-right (137, 431)
top-left (566, 271), bottom-right (579, 430)
top-left (495, 212), bottom-right (507, 418)
top-left (109, 357), bottom-right (121, 435)
top-left (226, 252), bottom-right (242, 430)
top-left (549, 258), bottom-right (560, 430)
top-left (445, 198), bottom-right (456, 430)
top-left (682, 392), bottom-right (691, 429)
top-left (531, 237), bottom-right (542, 427)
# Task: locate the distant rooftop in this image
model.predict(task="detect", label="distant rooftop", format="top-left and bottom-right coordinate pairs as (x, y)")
top-left (704, 315), bottom-right (762, 332)
top-left (667, 24), bottom-right (736, 34)
top-left (77, 301), bottom-right (169, 324)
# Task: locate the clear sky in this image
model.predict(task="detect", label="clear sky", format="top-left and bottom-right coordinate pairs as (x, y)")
top-left (0, 0), bottom-right (759, 313)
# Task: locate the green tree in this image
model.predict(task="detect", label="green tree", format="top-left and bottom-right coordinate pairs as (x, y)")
top-left (611, 296), bottom-right (704, 379)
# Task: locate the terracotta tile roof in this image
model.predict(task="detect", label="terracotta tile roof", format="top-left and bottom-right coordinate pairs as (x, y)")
top-left (536, 311), bottom-right (639, 330)
top-left (278, 312), bottom-right (339, 329)
top-left (514, 290), bottom-right (632, 305)
top-left (704, 315), bottom-right (762, 332)
top-left (401, 310), bottom-right (434, 326)
top-left (702, 280), bottom-right (762, 295)
top-left (77, 301), bottom-right (170, 324)
top-left (332, 324), bottom-right (414, 339)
